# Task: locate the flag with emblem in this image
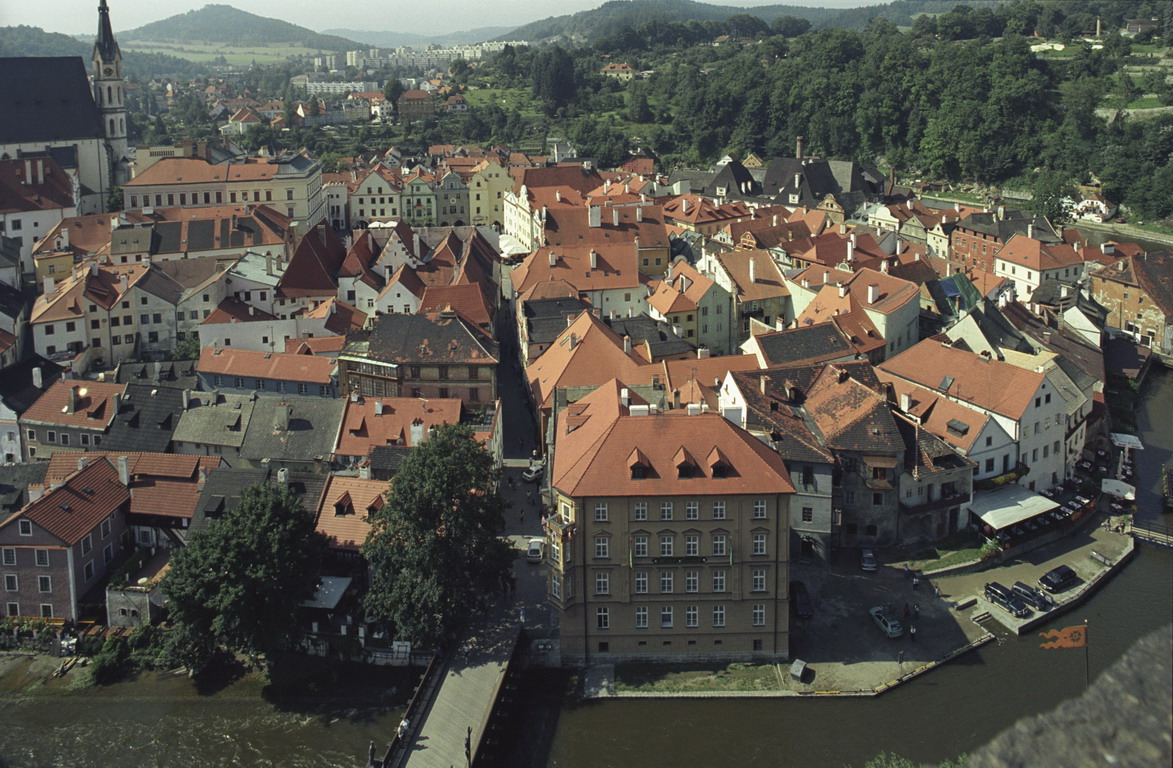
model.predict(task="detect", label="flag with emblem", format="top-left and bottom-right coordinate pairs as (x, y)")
top-left (1039, 625), bottom-right (1087, 649)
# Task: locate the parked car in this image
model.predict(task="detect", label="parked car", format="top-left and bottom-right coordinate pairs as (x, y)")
top-left (522, 464), bottom-right (544, 483)
top-left (1012, 581), bottom-right (1054, 611)
top-left (869, 606), bottom-right (904, 638)
top-left (790, 581), bottom-right (814, 619)
top-left (526, 538), bottom-right (545, 563)
top-left (860, 548), bottom-right (878, 572)
top-left (985, 581), bottom-right (1030, 618)
top-left (1039, 564), bottom-right (1078, 593)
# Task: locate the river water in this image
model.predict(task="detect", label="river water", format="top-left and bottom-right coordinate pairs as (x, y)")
top-left (1, 372), bottom-right (1170, 768)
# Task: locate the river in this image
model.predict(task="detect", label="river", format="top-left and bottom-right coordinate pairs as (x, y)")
top-left (1, 372), bottom-right (1170, 768)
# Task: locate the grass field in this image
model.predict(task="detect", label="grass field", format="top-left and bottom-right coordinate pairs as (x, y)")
top-left (614, 662), bottom-right (780, 693)
top-left (463, 87), bottom-right (543, 117)
top-left (122, 40), bottom-right (326, 66)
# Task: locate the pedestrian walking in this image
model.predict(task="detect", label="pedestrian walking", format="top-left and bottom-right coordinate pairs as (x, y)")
top-left (913, 603), bottom-right (920, 619)
top-left (909, 625), bottom-right (917, 642)
top-left (903, 563), bottom-right (910, 577)
top-left (519, 507), bottom-right (524, 523)
top-left (912, 576), bottom-right (920, 591)
top-left (903, 603), bottom-right (910, 618)
top-left (934, 584), bottom-right (941, 599)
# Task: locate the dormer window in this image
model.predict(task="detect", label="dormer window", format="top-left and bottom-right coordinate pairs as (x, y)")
top-left (674, 446), bottom-right (698, 479)
top-left (707, 446), bottom-right (731, 478)
top-left (628, 447), bottom-right (650, 479)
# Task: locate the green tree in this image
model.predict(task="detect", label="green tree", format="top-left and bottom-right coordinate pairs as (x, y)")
top-left (106, 185), bottom-right (123, 213)
top-left (362, 423), bottom-right (514, 649)
top-left (1030, 171), bottom-right (1077, 224)
top-left (384, 77), bottom-right (405, 103)
top-left (171, 334), bottom-right (201, 360)
top-left (162, 483), bottom-right (327, 672)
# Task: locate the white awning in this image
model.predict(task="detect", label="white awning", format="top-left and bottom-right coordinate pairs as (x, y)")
top-left (1110, 433), bottom-right (1144, 450)
top-left (1101, 479), bottom-right (1136, 500)
top-left (967, 484), bottom-right (1058, 531)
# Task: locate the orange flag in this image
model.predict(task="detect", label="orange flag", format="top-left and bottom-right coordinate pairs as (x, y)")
top-left (1039, 625), bottom-right (1087, 649)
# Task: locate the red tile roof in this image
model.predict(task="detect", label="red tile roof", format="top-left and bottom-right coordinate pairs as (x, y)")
top-left (315, 474), bottom-right (388, 551)
top-left (419, 284), bottom-right (494, 328)
top-left (198, 346), bottom-right (335, 384)
top-left (334, 396), bottom-right (462, 457)
top-left (2, 458), bottom-right (128, 545)
top-left (21, 379), bottom-right (126, 428)
top-left (201, 296), bottom-right (277, 324)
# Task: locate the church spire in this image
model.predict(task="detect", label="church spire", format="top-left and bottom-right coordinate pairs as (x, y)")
top-left (95, 0), bottom-right (119, 63)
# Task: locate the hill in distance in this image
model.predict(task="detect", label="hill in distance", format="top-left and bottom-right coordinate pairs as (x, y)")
top-left (0, 25), bottom-right (89, 58)
top-left (324, 26), bottom-right (516, 49)
top-left (121, 4), bottom-right (364, 51)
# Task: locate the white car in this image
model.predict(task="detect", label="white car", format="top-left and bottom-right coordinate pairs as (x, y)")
top-left (522, 464), bottom-right (544, 483)
top-left (526, 538), bottom-right (545, 563)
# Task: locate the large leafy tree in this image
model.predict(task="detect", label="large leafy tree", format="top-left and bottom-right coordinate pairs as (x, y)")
top-left (362, 423), bottom-right (515, 649)
top-left (162, 483), bottom-right (327, 671)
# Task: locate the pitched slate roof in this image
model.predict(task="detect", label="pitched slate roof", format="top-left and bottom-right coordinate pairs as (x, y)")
top-left (172, 391), bottom-right (256, 449)
top-left (0, 458), bottom-right (127, 546)
top-left (0, 356), bottom-right (64, 416)
top-left (114, 360), bottom-right (199, 390)
top-left (0, 462), bottom-right (49, 513)
top-left (894, 413), bottom-right (976, 478)
top-left (751, 323), bottom-right (858, 367)
top-left (728, 369), bottom-right (833, 465)
top-left (523, 296), bottom-right (593, 346)
top-left (603, 313), bottom-right (694, 360)
top-left (240, 396), bottom-right (346, 463)
top-left (357, 310), bottom-right (498, 366)
top-left (0, 58), bottom-right (103, 144)
top-left (102, 384), bottom-right (184, 453)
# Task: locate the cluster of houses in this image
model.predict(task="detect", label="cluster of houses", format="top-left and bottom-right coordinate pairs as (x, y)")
top-left (2, 4), bottom-right (1172, 665)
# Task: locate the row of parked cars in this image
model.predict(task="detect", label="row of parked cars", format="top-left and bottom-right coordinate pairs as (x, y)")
top-left (984, 564), bottom-right (1078, 618)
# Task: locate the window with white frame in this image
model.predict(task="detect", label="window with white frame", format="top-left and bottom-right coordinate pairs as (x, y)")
top-left (685, 605), bottom-right (698, 628)
top-left (594, 502), bottom-right (608, 522)
top-left (18, 520), bottom-right (32, 536)
top-left (712, 570), bottom-right (726, 592)
top-left (660, 571), bottom-right (674, 593)
top-left (659, 535), bottom-right (673, 557)
top-left (753, 499), bottom-right (767, 519)
top-left (712, 534), bottom-right (726, 556)
top-left (1, 548), bottom-right (13, 566)
top-left (635, 606), bottom-right (648, 628)
top-left (595, 572), bottom-right (610, 595)
top-left (752, 569), bottom-right (766, 592)
top-left (596, 607), bottom-right (610, 630)
top-left (660, 606), bottom-right (673, 628)
top-left (634, 572), bottom-right (648, 593)
top-left (659, 501), bottom-right (673, 520)
top-left (551, 574), bottom-right (561, 599)
top-left (81, 534), bottom-right (92, 556)
top-left (594, 537), bottom-right (609, 559)
top-left (103, 544), bottom-right (113, 564)
top-left (35, 549), bottom-right (49, 567)
top-left (5, 602), bottom-right (17, 617)
top-left (633, 536), bottom-right (648, 558)
top-left (633, 501), bottom-right (647, 521)
top-left (686, 501), bottom-right (699, 520)
top-left (753, 604), bottom-right (766, 626)
top-left (38, 575), bottom-right (51, 593)
top-left (4, 574), bottom-right (17, 591)
top-left (712, 500), bottom-right (726, 520)
top-left (752, 533), bottom-right (767, 556)
top-left (685, 535), bottom-right (699, 556)
top-left (101, 516), bottom-right (112, 539)
top-left (83, 561), bottom-right (94, 581)
top-left (685, 570), bottom-right (699, 592)
top-left (713, 605), bottom-right (725, 627)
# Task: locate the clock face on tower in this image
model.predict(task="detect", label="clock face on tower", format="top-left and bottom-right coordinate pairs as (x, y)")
top-left (104, 66), bottom-right (114, 76)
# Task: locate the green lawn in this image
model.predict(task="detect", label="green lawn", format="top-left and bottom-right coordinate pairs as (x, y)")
top-left (1126, 96), bottom-right (1168, 109)
top-left (613, 661), bottom-right (781, 693)
top-left (463, 87), bottom-right (543, 117)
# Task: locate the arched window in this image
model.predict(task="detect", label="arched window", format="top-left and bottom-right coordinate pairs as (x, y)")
top-left (106, 86), bottom-right (112, 102)
top-left (119, 118), bottom-right (124, 134)
top-left (109, 118), bottom-right (114, 135)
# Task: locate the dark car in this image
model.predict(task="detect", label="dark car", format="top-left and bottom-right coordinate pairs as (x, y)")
top-left (1012, 581), bottom-right (1054, 611)
top-left (790, 581), bottom-right (814, 619)
top-left (985, 581), bottom-right (1030, 618)
top-left (1039, 564), bottom-right (1078, 594)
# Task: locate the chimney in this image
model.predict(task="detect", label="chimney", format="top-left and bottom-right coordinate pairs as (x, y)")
top-left (182, 389), bottom-right (192, 410)
top-left (867, 284), bottom-right (879, 304)
top-left (32, 366), bottom-right (43, 389)
top-left (759, 376), bottom-right (768, 395)
top-left (801, 278), bottom-right (810, 289)
top-left (77, 456), bottom-right (89, 471)
top-left (555, 190), bottom-right (561, 203)
top-left (23, 159), bottom-right (31, 184)
top-left (612, 208), bottom-right (619, 227)
top-left (749, 257), bottom-right (757, 284)
top-left (589, 250), bottom-right (598, 269)
top-left (43, 276), bottom-right (56, 294)
top-left (847, 241), bottom-right (855, 263)
top-left (118, 273), bottom-right (128, 295)
top-left (681, 198), bottom-right (689, 214)
top-left (567, 313), bottom-right (576, 327)
top-left (277, 467), bottom-right (289, 486)
top-left (117, 456), bottom-right (130, 487)
top-left (636, 206), bottom-right (643, 222)
top-left (568, 334), bottom-right (577, 350)
top-left (697, 346), bottom-right (710, 359)
top-left (900, 392), bottom-right (911, 412)
top-left (275, 403), bottom-right (291, 431)
top-left (796, 135), bottom-right (805, 159)
top-left (588, 206), bottom-right (601, 227)
top-left (620, 387), bottom-right (630, 407)
top-left (198, 467), bottom-right (207, 488)
top-left (409, 418), bottom-right (426, 445)
top-left (793, 172), bottom-right (801, 189)
top-left (350, 390), bottom-right (359, 403)
top-left (266, 251), bottom-right (274, 276)
top-left (358, 463), bottom-right (372, 480)
top-left (838, 283), bottom-right (847, 299)
top-left (997, 206), bottom-right (1005, 221)
top-left (67, 385), bottom-right (80, 414)
top-left (954, 202), bottom-right (961, 212)
top-left (1060, 284), bottom-right (1070, 298)
top-left (880, 258), bottom-right (890, 274)
top-left (548, 251), bottom-right (557, 267)
top-left (623, 335), bottom-right (632, 354)
top-left (1027, 223), bottom-right (1034, 239)
top-left (317, 222), bottom-right (328, 245)
top-left (374, 400), bottom-right (384, 415)
top-left (1101, 242), bottom-right (1114, 254)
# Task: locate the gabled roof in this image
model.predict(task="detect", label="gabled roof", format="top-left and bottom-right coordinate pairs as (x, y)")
top-left (0, 458), bottom-right (127, 546)
top-left (523, 296), bottom-right (593, 346)
top-left (31, 263), bottom-right (148, 324)
top-left (877, 372), bottom-right (993, 454)
top-left (240, 397), bottom-right (346, 463)
top-left (802, 363), bottom-right (902, 454)
top-left (355, 309), bottom-right (499, 366)
top-left (0, 356), bottom-right (64, 416)
top-left (0, 156), bottom-right (75, 214)
top-left (102, 384), bottom-right (185, 453)
top-left (0, 58), bottom-right (102, 144)
top-left (300, 297), bottom-right (368, 334)
top-left (552, 379), bottom-right (794, 498)
top-left (1094, 251), bottom-right (1173, 318)
top-left (198, 347), bottom-right (335, 384)
top-left (751, 323), bottom-right (859, 367)
top-left (21, 378), bottom-right (126, 428)
top-left (114, 360), bottom-right (199, 390)
top-left (879, 338), bottom-right (1045, 421)
top-left (647, 260), bottom-right (717, 315)
top-left (316, 474), bottom-right (387, 551)
top-left (172, 391), bottom-right (256, 449)
top-left (278, 225), bottom-right (347, 298)
top-left (716, 249), bottom-right (789, 302)
top-left (512, 243), bottom-right (643, 297)
top-left (419, 284), bottom-right (494, 328)
top-left (894, 413), bottom-right (976, 478)
top-left (334, 395), bottom-right (462, 457)
top-left (201, 296), bottom-right (277, 324)
top-left (995, 234), bottom-right (1082, 272)
top-left (527, 311), bottom-right (652, 411)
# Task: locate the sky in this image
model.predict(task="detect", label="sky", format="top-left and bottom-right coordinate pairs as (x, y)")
top-left (5, 0), bottom-right (883, 38)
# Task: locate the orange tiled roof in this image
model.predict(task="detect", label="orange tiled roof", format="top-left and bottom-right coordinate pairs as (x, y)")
top-left (315, 474), bottom-right (388, 551)
top-left (334, 396), bottom-right (462, 457)
top-left (995, 234), bottom-right (1083, 272)
top-left (198, 346), bottom-right (335, 384)
top-left (0, 458), bottom-right (128, 545)
top-left (716, 249), bottom-right (789, 302)
top-left (527, 311), bottom-right (653, 411)
top-left (21, 379), bottom-right (126, 428)
top-left (876, 372), bottom-right (991, 453)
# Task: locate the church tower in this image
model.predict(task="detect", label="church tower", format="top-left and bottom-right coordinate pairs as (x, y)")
top-left (92, 0), bottom-right (129, 186)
